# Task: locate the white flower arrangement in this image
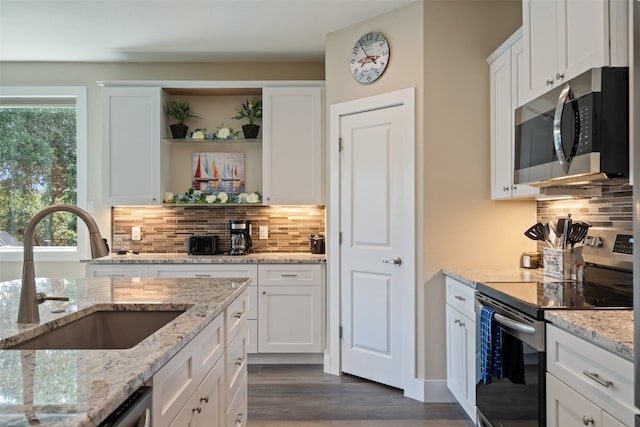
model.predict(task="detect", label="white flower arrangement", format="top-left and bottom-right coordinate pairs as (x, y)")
top-left (164, 188), bottom-right (262, 204)
top-left (216, 127), bottom-right (231, 139)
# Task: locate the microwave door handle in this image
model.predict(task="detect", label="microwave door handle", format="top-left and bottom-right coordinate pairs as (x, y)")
top-left (553, 83), bottom-right (572, 174)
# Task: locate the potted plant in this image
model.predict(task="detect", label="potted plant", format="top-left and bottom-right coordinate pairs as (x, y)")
top-left (232, 97), bottom-right (262, 138)
top-left (165, 98), bottom-right (198, 139)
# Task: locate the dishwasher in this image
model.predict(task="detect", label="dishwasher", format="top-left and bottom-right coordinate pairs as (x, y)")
top-left (99, 386), bottom-right (151, 427)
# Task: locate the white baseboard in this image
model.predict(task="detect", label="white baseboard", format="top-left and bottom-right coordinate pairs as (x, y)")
top-left (248, 353), bottom-right (324, 364)
top-left (403, 378), bottom-right (456, 403)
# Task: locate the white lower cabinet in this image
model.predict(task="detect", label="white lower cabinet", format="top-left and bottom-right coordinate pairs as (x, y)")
top-left (546, 324), bottom-right (636, 427)
top-left (257, 264), bottom-right (323, 353)
top-left (444, 277), bottom-right (476, 422)
top-left (153, 291), bottom-right (247, 427)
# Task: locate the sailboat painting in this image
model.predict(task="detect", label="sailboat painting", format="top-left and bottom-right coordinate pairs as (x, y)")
top-left (192, 152), bottom-right (245, 194)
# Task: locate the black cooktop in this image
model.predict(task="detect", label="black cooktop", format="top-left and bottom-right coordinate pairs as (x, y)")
top-left (476, 267), bottom-right (633, 319)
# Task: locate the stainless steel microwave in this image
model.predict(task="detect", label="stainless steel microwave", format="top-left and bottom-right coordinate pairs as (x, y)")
top-left (514, 67), bottom-right (629, 187)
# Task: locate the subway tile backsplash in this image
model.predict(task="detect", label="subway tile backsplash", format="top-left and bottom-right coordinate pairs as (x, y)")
top-left (537, 178), bottom-right (632, 228)
top-left (112, 205), bottom-right (325, 254)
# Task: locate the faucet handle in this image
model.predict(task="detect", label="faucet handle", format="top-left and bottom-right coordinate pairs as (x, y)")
top-left (36, 292), bottom-right (70, 304)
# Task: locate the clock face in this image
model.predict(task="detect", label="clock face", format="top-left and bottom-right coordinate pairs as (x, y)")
top-left (350, 32), bottom-right (390, 84)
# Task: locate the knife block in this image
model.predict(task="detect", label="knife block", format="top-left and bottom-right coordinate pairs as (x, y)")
top-left (543, 247), bottom-right (584, 279)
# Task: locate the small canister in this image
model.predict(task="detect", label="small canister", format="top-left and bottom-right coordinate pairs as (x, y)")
top-left (310, 234), bottom-right (325, 254)
top-left (522, 252), bottom-right (539, 269)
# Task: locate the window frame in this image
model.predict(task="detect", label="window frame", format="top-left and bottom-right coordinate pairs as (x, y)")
top-left (0, 86), bottom-right (88, 262)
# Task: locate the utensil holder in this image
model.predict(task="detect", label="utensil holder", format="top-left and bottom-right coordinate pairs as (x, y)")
top-left (543, 247), bottom-right (584, 279)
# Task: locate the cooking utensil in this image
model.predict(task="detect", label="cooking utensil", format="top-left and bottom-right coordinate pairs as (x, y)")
top-left (567, 222), bottom-right (590, 247)
top-left (524, 223), bottom-right (553, 247)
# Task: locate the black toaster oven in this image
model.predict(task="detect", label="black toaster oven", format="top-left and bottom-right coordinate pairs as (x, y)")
top-left (187, 235), bottom-right (218, 255)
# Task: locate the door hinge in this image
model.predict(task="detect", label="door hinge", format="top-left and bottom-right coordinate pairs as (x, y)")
top-left (339, 137), bottom-right (343, 152)
top-left (339, 232), bottom-right (342, 244)
top-left (339, 326), bottom-right (343, 339)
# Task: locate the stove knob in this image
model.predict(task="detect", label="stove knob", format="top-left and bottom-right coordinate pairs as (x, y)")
top-left (593, 237), bottom-right (603, 248)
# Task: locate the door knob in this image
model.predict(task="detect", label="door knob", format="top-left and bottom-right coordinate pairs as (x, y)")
top-left (382, 257), bottom-right (402, 266)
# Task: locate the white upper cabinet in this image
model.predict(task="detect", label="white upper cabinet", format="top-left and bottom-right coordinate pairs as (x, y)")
top-left (101, 82), bottom-right (324, 206)
top-left (262, 87), bottom-right (324, 205)
top-left (521, 0), bottom-right (628, 105)
top-left (487, 29), bottom-right (539, 200)
top-left (102, 86), bottom-right (169, 205)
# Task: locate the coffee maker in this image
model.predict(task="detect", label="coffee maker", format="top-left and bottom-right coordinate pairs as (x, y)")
top-left (229, 220), bottom-right (252, 255)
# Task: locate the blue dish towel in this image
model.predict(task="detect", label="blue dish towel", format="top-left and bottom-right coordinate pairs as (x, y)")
top-left (480, 306), bottom-right (503, 384)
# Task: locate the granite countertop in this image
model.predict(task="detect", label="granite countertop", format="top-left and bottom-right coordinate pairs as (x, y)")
top-left (84, 252), bottom-right (326, 264)
top-left (544, 310), bottom-right (633, 361)
top-left (0, 276), bottom-right (250, 426)
top-left (443, 268), bottom-right (633, 360)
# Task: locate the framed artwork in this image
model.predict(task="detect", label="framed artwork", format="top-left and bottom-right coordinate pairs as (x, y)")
top-left (192, 152), bottom-right (245, 194)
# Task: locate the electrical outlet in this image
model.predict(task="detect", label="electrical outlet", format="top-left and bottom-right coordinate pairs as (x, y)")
top-left (259, 225), bottom-right (268, 240)
top-left (131, 226), bottom-right (141, 241)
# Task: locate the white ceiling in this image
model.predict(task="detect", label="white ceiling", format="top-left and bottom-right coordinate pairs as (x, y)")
top-left (0, 0), bottom-right (415, 62)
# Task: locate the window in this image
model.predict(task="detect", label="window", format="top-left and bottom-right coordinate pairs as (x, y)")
top-left (0, 87), bottom-right (87, 261)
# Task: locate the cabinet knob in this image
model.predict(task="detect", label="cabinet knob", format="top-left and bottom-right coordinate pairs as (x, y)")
top-left (200, 395), bottom-right (209, 404)
top-left (582, 370), bottom-right (613, 388)
top-left (235, 413), bottom-right (244, 424)
top-left (235, 357), bottom-right (244, 366)
top-left (232, 312), bottom-right (243, 319)
top-left (262, 291), bottom-right (266, 295)
top-left (454, 295), bottom-right (466, 302)
top-left (582, 416), bottom-right (594, 425)
top-left (193, 407), bottom-right (202, 414)
top-left (502, 186), bottom-right (509, 192)
top-left (556, 73), bottom-right (565, 80)
top-left (546, 79), bottom-right (554, 86)
top-left (511, 185), bottom-right (517, 191)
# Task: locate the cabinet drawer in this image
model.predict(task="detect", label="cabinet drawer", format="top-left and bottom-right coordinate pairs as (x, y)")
top-left (546, 325), bottom-right (636, 426)
top-left (225, 327), bottom-right (248, 409)
top-left (226, 371), bottom-right (248, 427)
top-left (226, 292), bottom-right (248, 345)
top-left (445, 277), bottom-right (475, 319)
top-left (192, 314), bottom-right (224, 381)
top-left (86, 264), bottom-right (150, 278)
top-left (258, 264), bottom-right (321, 286)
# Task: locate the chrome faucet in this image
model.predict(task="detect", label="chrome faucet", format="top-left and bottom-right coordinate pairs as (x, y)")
top-left (18, 204), bottom-right (109, 323)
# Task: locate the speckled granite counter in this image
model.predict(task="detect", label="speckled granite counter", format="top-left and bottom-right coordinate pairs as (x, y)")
top-left (84, 252), bottom-right (326, 264)
top-left (0, 276), bottom-right (250, 426)
top-left (443, 268), bottom-right (633, 360)
top-left (442, 267), bottom-right (547, 288)
top-left (544, 310), bottom-right (633, 361)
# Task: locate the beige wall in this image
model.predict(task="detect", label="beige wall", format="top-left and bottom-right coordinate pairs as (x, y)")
top-left (326, 0), bottom-right (537, 383)
top-left (0, 62), bottom-right (324, 281)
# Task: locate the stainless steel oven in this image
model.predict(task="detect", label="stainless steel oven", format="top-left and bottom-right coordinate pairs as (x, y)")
top-left (475, 293), bottom-right (546, 427)
top-left (475, 227), bottom-right (633, 427)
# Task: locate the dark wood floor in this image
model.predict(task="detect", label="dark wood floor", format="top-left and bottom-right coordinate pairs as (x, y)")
top-left (247, 364), bottom-right (475, 427)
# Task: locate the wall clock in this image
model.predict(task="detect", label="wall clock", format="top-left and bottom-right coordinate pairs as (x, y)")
top-left (350, 31), bottom-right (390, 84)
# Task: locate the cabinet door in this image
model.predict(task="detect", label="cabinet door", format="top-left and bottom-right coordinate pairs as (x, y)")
top-left (446, 304), bottom-right (465, 402)
top-left (445, 304), bottom-right (475, 419)
top-left (547, 373), bottom-right (601, 427)
top-left (489, 45), bottom-right (514, 200)
top-left (195, 358), bottom-right (225, 427)
top-left (562, 0), bottom-right (608, 83)
top-left (523, 0), bottom-right (558, 102)
top-left (258, 284), bottom-right (321, 353)
top-left (102, 86), bottom-right (168, 205)
top-left (602, 411), bottom-right (626, 427)
top-left (262, 86), bottom-right (324, 205)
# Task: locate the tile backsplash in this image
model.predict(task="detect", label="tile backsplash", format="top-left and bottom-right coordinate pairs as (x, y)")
top-left (112, 205), bottom-right (325, 254)
top-left (537, 178), bottom-right (632, 228)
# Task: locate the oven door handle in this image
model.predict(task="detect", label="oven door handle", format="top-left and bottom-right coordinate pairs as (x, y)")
top-left (493, 313), bottom-right (536, 335)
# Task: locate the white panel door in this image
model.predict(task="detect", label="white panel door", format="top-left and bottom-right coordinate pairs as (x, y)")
top-left (339, 104), bottom-right (410, 389)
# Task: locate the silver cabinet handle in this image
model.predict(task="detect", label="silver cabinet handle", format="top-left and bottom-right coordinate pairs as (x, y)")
top-left (195, 274), bottom-right (212, 277)
top-left (200, 395), bottom-right (209, 404)
top-left (546, 78), bottom-right (554, 86)
top-left (193, 407), bottom-right (202, 414)
top-left (235, 413), bottom-right (244, 424)
top-left (235, 357), bottom-right (244, 366)
top-left (281, 274), bottom-right (298, 278)
top-left (232, 312), bottom-right (243, 319)
top-left (382, 257), bottom-right (402, 266)
top-left (582, 371), bottom-right (613, 388)
top-left (556, 73), bottom-right (565, 80)
top-left (454, 295), bottom-right (466, 302)
top-left (582, 415), bottom-right (594, 425)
